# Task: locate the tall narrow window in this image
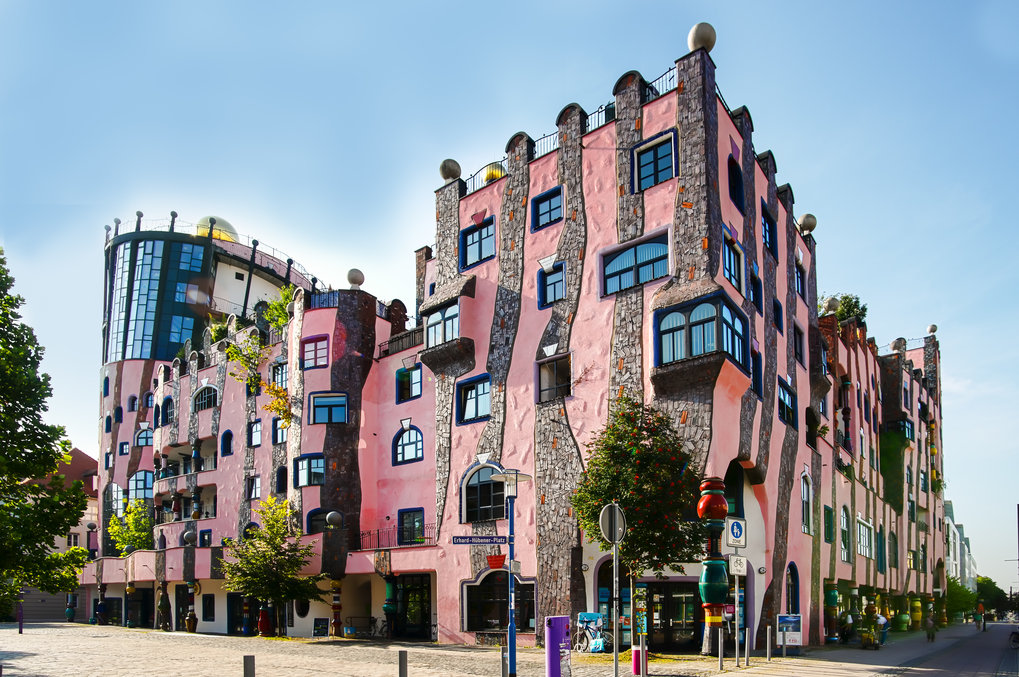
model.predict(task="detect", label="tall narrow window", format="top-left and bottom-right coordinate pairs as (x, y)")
top-left (795, 264), bottom-right (806, 299)
top-left (727, 156), bottom-right (744, 213)
top-left (221, 430), bottom-right (233, 456)
top-left (272, 418), bottom-right (288, 445)
top-left (800, 475), bottom-right (811, 534)
top-left (396, 365), bottom-right (422, 403)
top-left (248, 420), bottom-right (262, 447)
top-left (659, 312), bottom-right (686, 365)
top-left (722, 238), bottom-right (742, 290)
top-left (761, 204), bottom-right (778, 259)
top-left (840, 506), bottom-right (851, 562)
top-left (778, 381), bottom-right (796, 428)
top-left (689, 303), bottom-right (717, 356)
top-left (720, 305), bottom-right (745, 363)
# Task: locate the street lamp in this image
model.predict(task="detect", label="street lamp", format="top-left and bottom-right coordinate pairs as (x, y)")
top-left (490, 469), bottom-right (531, 677)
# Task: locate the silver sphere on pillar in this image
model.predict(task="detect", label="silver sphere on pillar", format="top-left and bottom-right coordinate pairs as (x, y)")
top-left (183, 530), bottom-right (197, 546)
top-left (798, 213), bottom-right (817, 234)
top-left (687, 22), bottom-right (716, 53)
top-left (927, 324), bottom-right (938, 335)
top-left (440, 159), bottom-right (461, 183)
top-left (347, 269), bottom-right (365, 290)
top-left (325, 511), bottom-right (343, 529)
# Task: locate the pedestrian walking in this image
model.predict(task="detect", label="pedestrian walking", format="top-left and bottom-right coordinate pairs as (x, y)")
top-left (876, 612), bottom-right (888, 645)
top-left (925, 614), bottom-right (936, 642)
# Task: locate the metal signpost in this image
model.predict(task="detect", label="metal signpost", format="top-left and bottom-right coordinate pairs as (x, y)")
top-left (724, 517), bottom-right (748, 667)
top-left (729, 555), bottom-right (747, 666)
top-left (599, 503), bottom-right (626, 677)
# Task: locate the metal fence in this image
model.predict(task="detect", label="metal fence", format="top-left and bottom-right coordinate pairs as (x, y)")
top-left (377, 326), bottom-right (423, 359)
top-left (644, 66), bottom-right (677, 103)
top-left (534, 130), bottom-right (559, 158)
top-left (351, 524), bottom-right (437, 550)
top-left (465, 160), bottom-right (508, 195)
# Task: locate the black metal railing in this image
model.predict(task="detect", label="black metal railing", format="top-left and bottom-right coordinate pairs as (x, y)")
top-left (465, 160), bottom-right (508, 195)
top-left (377, 326), bottom-right (423, 359)
top-left (584, 102), bottom-right (616, 133)
top-left (310, 290), bottom-right (340, 309)
top-left (534, 131), bottom-right (559, 158)
top-left (350, 524), bottom-right (437, 551)
top-left (643, 66), bottom-right (677, 103)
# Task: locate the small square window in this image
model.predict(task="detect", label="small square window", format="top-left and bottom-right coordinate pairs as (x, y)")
top-left (793, 326), bottom-right (805, 366)
top-left (460, 218), bottom-right (496, 269)
top-left (311, 393), bottom-right (347, 424)
top-left (396, 366), bottom-right (422, 403)
top-left (538, 355), bottom-right (571, 403)
top-left (538, 263), bottom-right (565, 308)
top-left (248, 420), bottom-right (262, 447)
top-left (778, 380), bottom-right (796, 428)
top-left (246, 476), bottom-right (260, 500)
top-left (636, 139), bottom-right (674, 191)
top-left (118, 441), bottom-right (129, 456)
top-left (532, 187), bottom-right (563, 230)
top-left (301, 337), bottom-right (328, 369)
top-left (198, 530), bottom-right (212, 548)
top-left (294, 456), bottom-right (325, 487)
top-left (722, 237), bottom-right (742, 291)
top-left (398, 508), bottom-right (426, 545)
top-left (456, 376), bottom-right (491, 424)
top-left (773, 299), bottom-right (783, 334)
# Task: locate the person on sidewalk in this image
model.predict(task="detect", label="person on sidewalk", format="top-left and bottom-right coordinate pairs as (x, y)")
top-left (876, 613), bottom-right (888, 645)
top-left (839, 612), bottom-right (854, 644)
top-left (925, 614), bottom-right (936, 642)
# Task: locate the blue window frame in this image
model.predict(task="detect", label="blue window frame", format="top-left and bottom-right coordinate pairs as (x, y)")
top-left (778, 379), bottom-right (797, 428)
top-left (456, 375), bottom-right (491, 424)
top-left (271, 363), bottom-right (288, 389)
top-left (114, 406), bottom-right (123, 423)
top-left (310, 393), bottom-right (347, 423)
top-left (793, 325), bottom-right (805, 365)
top-left (636, 138), bottom-right (674, 191)
top-left (751, 351), bottom-right (763, 397)
top-left (795, 264), bottom-right (806, 300)
top-left (104, 451), bottom-right (113, 469)
top-left (603, 234), bottom-right (669, 295)
top-left (397, 508), bottom-right (426, 545)
top-left (728, 156), bottom-right (745, 214)
top-left (135, 429), bottom-right (152, 447)
top-left (750, 272), bottom-right (763, 314)
top-left (393, 427), bottom-right (424, 465)
top-left (723, 237), bottom-right (742, 291)
top-left (248, 420), bottom-right (261, 447)
top-left (532, 187), bottom-right (563, 230)
top-left (103, 377), bottom-right (110, 397)
top-left (221, 430), bottom-right (233, 456)
top-left (773, 299), bottom-right (783, 334)
top-left (272, 417), bottom-right (288, 445)
top-left (161, 397), bottom-right (174, 426)
top-left (104, 416), bottom-right (112, 433)
top-left (460, 218), bottom-right (496, 269)
top-left (425, 304), bottom-right (459, 347)
top-left (538, 263), bottom-right (565, 308)
top-left (118, 441), bottom-right (129, 456)
top-left (294, 455), bottom-right (325, 487)
top-left (396, 365), bottom-right (422, 403)
top-left (656, 295), bottom-right (747, 369)
top-left (761, 203), bottom-right (778, 259)
top-left (464, 466), bottom-right (505, 522)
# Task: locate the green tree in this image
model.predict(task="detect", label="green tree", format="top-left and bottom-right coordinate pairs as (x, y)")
top-left (571, 397), bottom-right (706, 577)
top-left (0, 247), bottom-right (89, 608)
top-left (945, 575), bottom-right (976, 619)
top-left (819, 292), bottom-right (868, 322)
top-left (976, 576), bottom-right (1009, 615)
top-left (263, 284), bottom-right (296, 332)
top-left (106, 499), bottom-right (155, 552)
top-left (220, 496), bottom-right (326, 634)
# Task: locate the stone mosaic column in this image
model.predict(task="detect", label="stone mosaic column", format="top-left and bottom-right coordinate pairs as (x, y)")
top-left (697, 477), bottom-right (728, 655)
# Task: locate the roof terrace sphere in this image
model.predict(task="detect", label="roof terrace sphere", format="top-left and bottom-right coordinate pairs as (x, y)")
top-left (687, 22), bottom-right (716, 53)
top-left (195, 215), bottom-right (239, 242)
top-left (440, 159), bottom-right (461, 182)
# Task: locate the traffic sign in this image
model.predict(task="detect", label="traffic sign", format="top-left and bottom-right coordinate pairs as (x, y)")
top-left (728, 555), bottom-right (747, 577)
top-left (725, 517), bottom-right (747, 548)
top-left (452, 535), bottom-right (507, 545)
top-left (599, 503), bottom-right (626, 544)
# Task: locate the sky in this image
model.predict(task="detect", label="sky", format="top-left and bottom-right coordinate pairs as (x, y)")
top-left (1, 1), bottom-right (1017, 592)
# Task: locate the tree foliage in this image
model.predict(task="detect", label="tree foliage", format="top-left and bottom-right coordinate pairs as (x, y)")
top-left (0, 247), bottom-right (89, 599)
top-left (571, 397), bottom-right (706, 577)
top-left (221, 496), bottom-right (326, 632)
top-left (107, 499), bottom-right (155, 553)
top-left (976, 576), bottom-right (1009, 613)
top-left (263, 284), bottom-right (296, 332)
top-left (945, 575), bottom-right (976, 618)
top-left (820, 292), bottom-right (868, 322)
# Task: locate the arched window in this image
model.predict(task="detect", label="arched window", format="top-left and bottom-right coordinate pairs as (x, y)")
top-left (785, 563), bottom-right (799, 614)
top-left (193, 386), bottom-right (218, 411)
top-left (603, 235), bottom-right (669, 295)
top-left (104, 416), bottom-right (112, 433)
top-left (103, 377), bottom-right (110, 397)
top-left (800, 475), bottom-right (812, 534)
top-left (114, 406), bottom-right (123, 423)
top-left (161, 397), bottom-right (174, 426)
top-left (720, 305), bottom-right (744, 362)
top-left (135, 429), bottom-right (153, 447)
top-left (127, 395), bottom-right (138, 412)
top-left (728, 156), bottom-right (745, 214)
top-left (307, 510), bottom-right (328, 535)
top-left (275, 466), bottom-right (288, 493)
top-left (426, 304), bottom-right (459, 347)
top-left (840, 506), bottom-right (851, 563)
top-left (463, 466), bottom-right (505, 523)
top-left (689, 303), bottom-right (716, 356)
top-left (221, 430), bottom-right (233, 456)
top-left (659, 312), bottom-right (686, 365)
top-left (143, 391), bottom-right (154, 408)
top-left (464, 570), bottom-right (535, 632)
top-left (393, 427), bottom-right (424, 465)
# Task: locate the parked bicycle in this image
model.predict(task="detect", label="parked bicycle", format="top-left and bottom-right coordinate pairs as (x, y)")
top-left (1009, 626), bottom-right (1019, 650)
top-left (573, 612), bottom-right (613, 653)
top-left (370, 616), bottom-right (391, 639)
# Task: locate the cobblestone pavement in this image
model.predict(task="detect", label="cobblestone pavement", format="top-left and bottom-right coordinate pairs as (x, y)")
top-left (0, 622), bottom-right (1005, 677)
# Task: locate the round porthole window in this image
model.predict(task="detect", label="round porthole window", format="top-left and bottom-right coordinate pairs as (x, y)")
top-left (295, 599), bottom-right (310, 618)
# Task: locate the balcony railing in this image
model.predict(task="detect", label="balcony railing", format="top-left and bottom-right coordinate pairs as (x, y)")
top-left (534, 130), bottom-right (559, 158)
top-left (351, 524), bottom-right (436, 551)
top-left (377, 326), bottom-right (423, 359)
top-left (643, 66), bottom-right (677, 103)
top-left (465, 160), bottom-right (508, 195)
top-left (584, 102), bottom-right (616, 133)
top-left (917, 520), bottom-right (929, 533)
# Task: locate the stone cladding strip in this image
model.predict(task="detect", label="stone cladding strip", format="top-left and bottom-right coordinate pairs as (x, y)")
top-left (756, 196), bottom-right (805, 649)
top-left (610, 74), bottom-right (647, 402)
top-left (809, 450), bottom-right (824, 644)
top-left (288, 293), bottom-right (306, 516)
top-left (752, 182), bottom-right (779, 483)
top-left (476, 135), bottom-right (532, 466)
top-left (533, 104), bottom-right (589, 633)
top-left (320, 291), bottom-right (376, 578)
top-left (469, 520), bottom-right (499, 578)
top-left (431, 180), bottom-right (473, 538)
top-left (649, 50), bottom-right (722, 475)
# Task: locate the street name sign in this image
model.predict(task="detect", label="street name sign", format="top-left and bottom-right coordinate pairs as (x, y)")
top-left (451, 535), bottom-right (507, 545)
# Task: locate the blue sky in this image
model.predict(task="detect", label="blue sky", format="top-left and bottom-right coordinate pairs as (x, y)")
top-left (2, 1), bottom-right (1017, 591)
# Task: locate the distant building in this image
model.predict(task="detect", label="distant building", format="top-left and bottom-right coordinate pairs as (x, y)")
top-left (82, 26), bottom-right (951, 647)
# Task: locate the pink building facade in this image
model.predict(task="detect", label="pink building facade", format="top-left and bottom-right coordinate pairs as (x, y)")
top-left (82, 41), bottom-right (946, 649)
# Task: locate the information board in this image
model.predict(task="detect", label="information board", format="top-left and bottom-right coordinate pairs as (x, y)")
top-left (313, 618), bottom-right (330, 637)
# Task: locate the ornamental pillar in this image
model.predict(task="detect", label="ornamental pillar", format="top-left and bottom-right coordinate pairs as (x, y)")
top-left (330, 579), bottom-right (343, 637)
top-left (697, 477), bottom-right (728, 656)
top-left (824, 581), bottom-right (839, 642)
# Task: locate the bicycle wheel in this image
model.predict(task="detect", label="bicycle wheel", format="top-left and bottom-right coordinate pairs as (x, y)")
top-left (1009, 631), bottom-right (1019, 650)
top-left (573, 629), bottom-right (590, 652)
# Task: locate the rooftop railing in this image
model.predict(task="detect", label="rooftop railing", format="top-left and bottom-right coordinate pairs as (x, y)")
top-left (584, 102), bottom-right (616, 133)
top-left (377, 326), bottom-right (423, 359)
top-left (643, 66), bottom-right (677, 103)
top-left (534, 131), bottom-right (559, 158)
top-left (465, 160), bottom-right (509, 195)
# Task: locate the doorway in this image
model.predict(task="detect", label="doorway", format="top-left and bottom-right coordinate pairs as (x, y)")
top-left (394, 574), bottom-right (431, 640)
top-left (646, 582), bottom-right (702, 651)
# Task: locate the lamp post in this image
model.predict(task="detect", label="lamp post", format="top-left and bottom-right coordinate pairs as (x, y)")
top-left (490, 469), bottom-right (531, 677)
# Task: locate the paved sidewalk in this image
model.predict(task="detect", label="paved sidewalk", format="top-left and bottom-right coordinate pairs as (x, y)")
top-left (0, 621), bottom-right (1006, 677)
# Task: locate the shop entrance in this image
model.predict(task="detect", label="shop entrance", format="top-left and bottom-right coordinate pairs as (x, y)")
top-left (645, 582), bottom-right (702, 651)
top-left (393, 574), bottom-right (431, 640)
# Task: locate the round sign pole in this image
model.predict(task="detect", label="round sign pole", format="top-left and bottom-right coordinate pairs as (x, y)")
top-left (599, 503), bottom-right (625, 677)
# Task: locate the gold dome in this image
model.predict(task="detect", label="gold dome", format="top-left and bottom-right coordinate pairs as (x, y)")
top-left (195, 216), bottom-right (239, 242)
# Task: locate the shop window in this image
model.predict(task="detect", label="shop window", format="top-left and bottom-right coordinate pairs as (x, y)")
top-left (464, 571), bottom-right (535, 632)
top-left (272, 418), bottom-right (288, 445)
top-left (778, 380), bottom-right (796, 428)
